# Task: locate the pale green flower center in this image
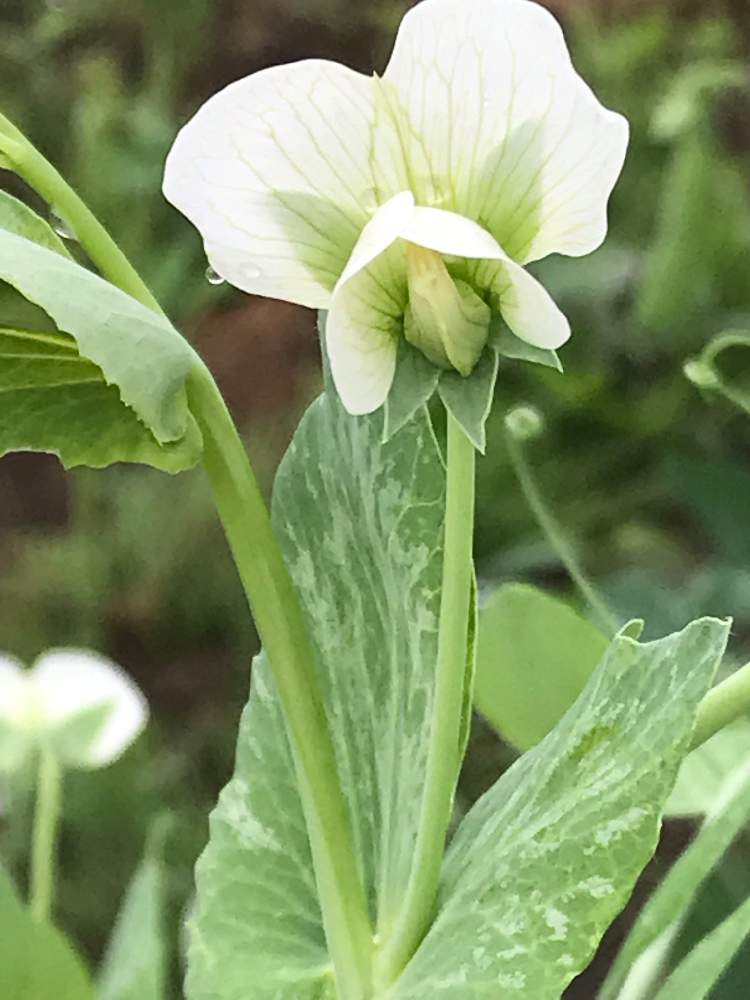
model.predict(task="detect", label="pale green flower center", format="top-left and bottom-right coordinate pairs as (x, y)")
top-left (403, 242), bottom-right (490, 376)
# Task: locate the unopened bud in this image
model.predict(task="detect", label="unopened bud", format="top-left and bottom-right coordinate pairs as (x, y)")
top-left (504, 405), bottom-right (544, 441)
top-left (683, 359), bottom-right (721, 390)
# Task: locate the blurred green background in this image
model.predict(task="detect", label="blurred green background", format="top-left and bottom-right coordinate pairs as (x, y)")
top-left (1, 0), bottom-right (750, 995)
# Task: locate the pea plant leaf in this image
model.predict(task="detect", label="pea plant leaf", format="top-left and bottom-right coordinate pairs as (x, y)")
top-left (0, 230), bottom-right (202, 472)
top-left (600, 754), bottom-right (750, 999)
top-left (0, 190), bottom-right (73, 257)
top-left (0, 868), bottom-right (95, 1000)
top-left (97, 820), bottom-right (170, 1000)
top-left (474, 583), bottom-right (608, 751)
top-left (387, 617), bottom-right (729, 999)
top-left (187, 362), bottom-right (446, 999)
top-left (653, 895), bottom-right (750, 1000)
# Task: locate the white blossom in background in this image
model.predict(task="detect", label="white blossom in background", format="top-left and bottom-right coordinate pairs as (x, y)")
top-left (0, 648), bottom-right (148, 770)
top-left (164, 0), bottom-right (628, 414)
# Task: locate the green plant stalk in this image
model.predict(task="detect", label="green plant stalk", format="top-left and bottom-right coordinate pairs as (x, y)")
top-left (0, 110), bottom-right (161, 313)
top-left (691, 660), bottom-right (750, 751)
top-left (188, 366), bottom-right (373, 998)
top-left (29, 749), bottom-right (62, 923)
top-left (377, 411), bottom-right (476, 988)
top-left (1, 113), bottom-right (373, 997)
top-left (504, 430), bottom-right (619, 636)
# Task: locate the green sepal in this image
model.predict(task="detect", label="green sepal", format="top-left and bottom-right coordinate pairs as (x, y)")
top-left (491, 315), bottom-right (563, 373)
top-left (383, 338), bottom-right (440, 443)
top-left (438, 346), bottom-right (499, 453)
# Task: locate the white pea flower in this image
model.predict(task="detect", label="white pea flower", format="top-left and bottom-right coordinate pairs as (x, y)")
top-left (0, 648), bottom-right (148, 770)
top-left (164, 0), bottom-right (628, 415)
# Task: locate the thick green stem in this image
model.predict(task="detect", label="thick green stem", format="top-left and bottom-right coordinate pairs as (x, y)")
top-left (377, 411), bottom-right (476, 988)
top-left (0, 110), bottom-right (161, 313)
top-left (505, 429), bottom-right (619, 636)
top-left (691, 660), bottom-right (750, 752)
top-left (188, 365), bottom-right (373, 999)
top-left (0, 113), bottom-right (372, 996)
top-left (29, 749), bottom-right (62, 923)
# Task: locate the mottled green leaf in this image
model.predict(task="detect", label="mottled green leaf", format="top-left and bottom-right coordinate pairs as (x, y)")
top-left (0, 190), bottom-right (72, 257)
top-left (474, 584), bottom-right (608, 751)
top-left (0, 868), bottom-right (95, 1000)
top-left (97, 822), bottom-right (169, 1000)
top-left (0, 327), bottom-right (201, 472)
top-left (0, 230), bottom-right (199, 447)
top-left (653, 896), bottom-right (750, 1000)
top-left (388, 618), bottom-right (729, 999)
top-left (187, 374), bottom-right (447, 998)
top-left (438, 346), bottom-right (499, 453)
top-left (601, 755), bottom-right (750, 999)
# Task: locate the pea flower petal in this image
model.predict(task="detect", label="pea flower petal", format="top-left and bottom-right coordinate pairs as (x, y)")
top-left (383, 0), bottom-right (629, 263)
top-left (163, 0), bottom-right (627, 415)
top-left (0, 648), bottom-right (148, 770)
top-left (164, 60), bottom-right (403, 308)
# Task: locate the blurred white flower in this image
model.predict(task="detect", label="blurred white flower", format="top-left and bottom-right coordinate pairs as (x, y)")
top-left (164, 0), bottom-right (628, 414)
top-left (0, 649), bottom-right (148, 770)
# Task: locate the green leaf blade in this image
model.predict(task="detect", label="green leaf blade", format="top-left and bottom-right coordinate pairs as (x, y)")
top-left (0, 869), bottom-right (95, 1000)
top-left (97, 823), bottom-right (170, 1000)
top-left (0, 231), bottom-right (197, 446)
top-left (601, 754), bottom-right (750, 999)
top-left (388, 618), bottom-right (730, 999)
top-left (474, 583), bottom-right (608, 751)
top-left (0, 190), bottom-right (73, 257)
top-left (187, 381), bottom-right (446, 998)
top-left (0, 327), bottom-right (201, 472)
top-left (653, 896), bottom-right (750, 1000)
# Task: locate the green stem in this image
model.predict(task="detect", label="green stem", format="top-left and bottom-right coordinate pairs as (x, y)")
top-left (690, 660), bottom-right (750, 752)
top-left (505, 430), bottom-right (619, 636)
top-left (0, 110), bottom-right (162, 313)
top-left (29, 749), bottom-right (62, 923)
top-left (188, 366), bottom-right (373, 999)
top-left (0, 112), bottom-right (372, 996)
top-left (377, 411), bottom-right (476, 988)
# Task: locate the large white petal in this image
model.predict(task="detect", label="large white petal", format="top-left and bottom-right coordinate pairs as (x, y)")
top-left (164, 60), bottom-right (409, 308)
top-left (31, 649), bottom-right (148, 769)
top-left (327, 194), bottom-right (414, 414)
top-left (383, 0), bottom-right (628, 264)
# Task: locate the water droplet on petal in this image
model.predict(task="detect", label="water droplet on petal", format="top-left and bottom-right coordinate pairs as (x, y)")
top-left (205, 265), bottom-right (225, 286)
top-left (244, 262), bottom-right (263, 280)
top-left (49, 209), bottom-right (75, 241)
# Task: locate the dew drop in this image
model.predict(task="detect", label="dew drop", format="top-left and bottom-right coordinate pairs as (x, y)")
top-left (205, 265), bottom-right (225, 286)
top-left (49, 209), bottom-right (75, 241)
top-left (244, 262), bottom-right (263, 279)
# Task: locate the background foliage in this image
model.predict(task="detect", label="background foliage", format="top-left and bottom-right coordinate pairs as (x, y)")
top-left (1, 0), bottom-right (750, 995)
